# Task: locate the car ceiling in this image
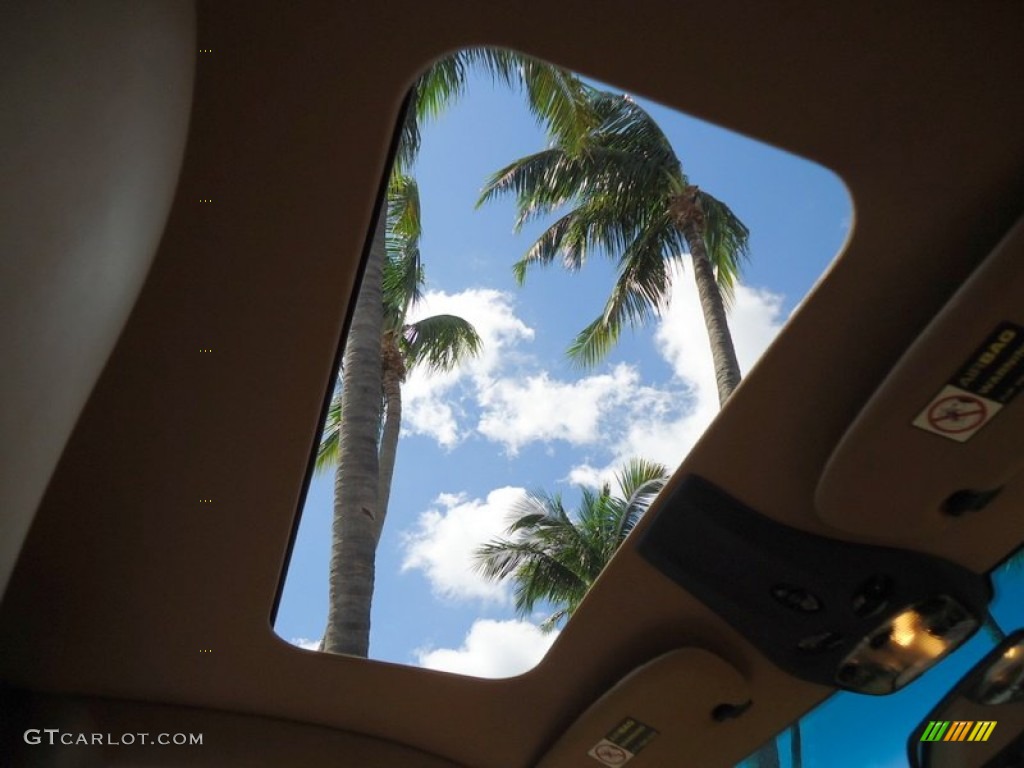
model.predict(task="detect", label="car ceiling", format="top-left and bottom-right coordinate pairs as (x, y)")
top-left (2, 2), bottom-right (1023, 766)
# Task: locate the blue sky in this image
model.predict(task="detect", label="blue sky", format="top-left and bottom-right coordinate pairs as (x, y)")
top-left (272, 64), bottom-right (1022, 766)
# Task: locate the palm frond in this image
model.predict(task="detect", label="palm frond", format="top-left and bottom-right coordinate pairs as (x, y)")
top-left (474, 488), bottom-right (593, 619)
top-left (465, 48), bottom-right (597, 148)
top-left (474, 536), bottom-right (589, 617)
top-left (697, 190), bottom-right (750, 305)
top-left (474, 539), bottom-right (565, 581)
top-left (480, 143), bottom-right (676, 226)
top-left (511, 553), bottom-right (590, 617)
top-left (397, 52), bottom-right (478, 169)
top-left (382, 172), bottom-right (424, 327)
top-left (565, 315), bottom-right (621, 370)
top-left (414, 55), bottom-right (469, 121)
top-left (400, 48), bottom-right (592, 171)
top-left (612, 458), bottom-right (669, 541)
top-left (566, 215), bottom-right (683, 367)
top-left (382, 245), bottom-right (422, 330)
top-left (498, 150), bottom-right (679, 288)
top-left (394, 90), bottom-right (421, 173)
top-left (480, 90), bottom-right (701, 368)
top-left (585, 92), bottom-right (682, 183)
top-left (314, 384), bottom-right (343, 475)
top-left (387, 172), bottom-right (422, 242)
top-left (507, 489), bottom-right (571, 528)
top-left (478, 148), bottom-right (591, 219)
top-left (401, 314), bottom-right (482, 374)
top-left (511, 207), bottom-right (591, 283)
top-left (473, 461), bottom-right (669, 629)
top-left (538, 607), bottom-right (570, 633)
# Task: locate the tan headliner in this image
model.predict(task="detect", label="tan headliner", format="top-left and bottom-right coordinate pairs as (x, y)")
top-left (2, 2), bottom-right (1023, 767)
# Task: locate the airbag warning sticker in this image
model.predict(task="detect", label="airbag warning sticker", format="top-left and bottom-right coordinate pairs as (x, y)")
top-left (587, 718), bottom-right (658, 766)
top-left (913, 322), bottom-right (1024, 442)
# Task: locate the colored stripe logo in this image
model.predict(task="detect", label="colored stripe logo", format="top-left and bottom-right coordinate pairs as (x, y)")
top-left (920, 721), bottom-right (997, 742)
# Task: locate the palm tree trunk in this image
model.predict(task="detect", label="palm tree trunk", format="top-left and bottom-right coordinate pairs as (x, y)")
top-left (691, 240), bottom-right (778, 763)
top-left (322, 214), bottom-right (387, 657)
top-left (790, 723), bottom-right (803, 767)
top-left (376, 334), bottom-right (405, 546)
top-left (684, 225), bottom-right (743, 405)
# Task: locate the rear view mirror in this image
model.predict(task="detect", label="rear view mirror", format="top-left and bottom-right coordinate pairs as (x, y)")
top-left (909, 629), bottom-right (1024, 768)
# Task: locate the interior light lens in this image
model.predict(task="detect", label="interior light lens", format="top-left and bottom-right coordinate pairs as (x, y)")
top-left (835, 596), bottom-right (978, 694)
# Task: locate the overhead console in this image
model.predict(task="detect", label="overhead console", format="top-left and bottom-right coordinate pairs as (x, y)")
top-left (638, 476), bottom-right (991, 696)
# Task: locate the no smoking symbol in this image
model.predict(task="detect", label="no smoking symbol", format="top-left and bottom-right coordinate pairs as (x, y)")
top-left (594, 744), bottom-right (628, 765)
top-left (927, 395), bottom-right (987, 434)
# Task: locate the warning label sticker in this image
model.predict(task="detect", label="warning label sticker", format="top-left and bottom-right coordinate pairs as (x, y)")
top-left (912, 322), bottom-right (1023, 442)
top-left (588, 740), bottom-right (632, 767)
top-left (914, 386), bottom-right (1001, 442)
top-left (588, 718), bottom-right (658, 767)
top-left (950, 322), bottom-right (1024, 403)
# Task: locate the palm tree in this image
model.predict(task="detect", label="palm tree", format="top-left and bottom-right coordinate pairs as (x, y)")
top-left (319, 50), bottom-right (593, 657)
top-left (476, 458), bottom-right (794, 768)
top-left (319, 175), bottom-right (482, 537)
top-left (478, 90), bottom-right (750, 405)
top-left (477, 97), bottom-right (797, 764)
top-left (318, 173), bottom-right (482, 656)
top-left (475, 458), bottom-right (668, 631)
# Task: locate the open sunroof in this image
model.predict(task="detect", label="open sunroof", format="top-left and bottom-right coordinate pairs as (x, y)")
top-left (273, 47), bottom-right (852, 681)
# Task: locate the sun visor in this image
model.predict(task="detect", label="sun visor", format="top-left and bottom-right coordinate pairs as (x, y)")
top-left (815, 213), bottom-right (1024, 542)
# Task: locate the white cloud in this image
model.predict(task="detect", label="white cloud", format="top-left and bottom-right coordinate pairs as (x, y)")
top-left (568, 266), bottom-right (786, 481)
top-left (393, 264), bottom-right (782, 630)
top-left (288, 637), bottom-right (320, 651)
top-left (399, 267), bottom-right (786, 481)
top-left (416, 619), bottom-right (558, 678)
top-left (401, 397), bottom-right (459, 448)
top-left (655, 271), bottom-right (785, 401)
top-left (565, 463), bottom-right (612, 489)
top-left (477, 363), bottom-right (664, 454)
top-left (402, 288), bottom-right (534, 447)
top-left (400, 486), bottom-right (527, 602)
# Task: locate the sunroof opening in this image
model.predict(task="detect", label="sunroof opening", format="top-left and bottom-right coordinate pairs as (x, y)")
top-left (274, 48), bottom-right (852, 683)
